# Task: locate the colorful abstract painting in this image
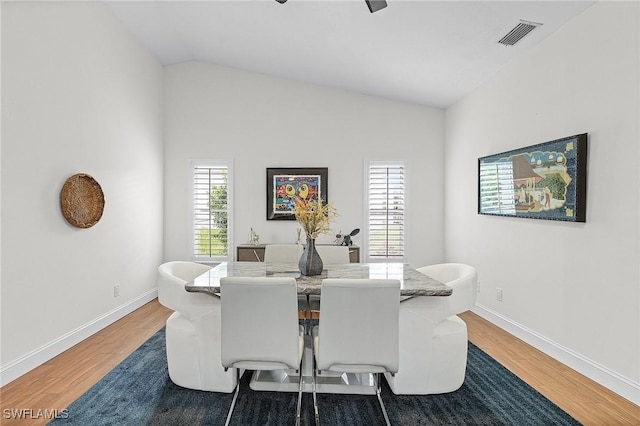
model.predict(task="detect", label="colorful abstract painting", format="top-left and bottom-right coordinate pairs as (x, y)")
top-left (267, 168), bottom-right (328, 220)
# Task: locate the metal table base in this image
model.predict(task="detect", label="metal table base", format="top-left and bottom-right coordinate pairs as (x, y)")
top-left (249, 335), bottom-right (378, 395)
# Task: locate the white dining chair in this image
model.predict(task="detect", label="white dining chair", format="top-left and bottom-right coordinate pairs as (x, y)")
top-left (314, 245), bottom-right (350, 265)
top-left (264, 244), bottom-right (303, 263)
top-left (220, 276), bottom-right (305, 426)
top-left (264, 244), bottom-right (310, 324)
top-left (312, 278), bottom-right (400, 426)
top-left (157, 261), bottom-right (236, 393)
top-left (385, 263), bottom-right (477, 395)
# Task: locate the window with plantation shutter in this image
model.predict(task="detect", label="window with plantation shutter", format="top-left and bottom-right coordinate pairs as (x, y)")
top-left (192, 161), bottom-right (233, 261)
top-left (367, 161), bottom-right (405, 261)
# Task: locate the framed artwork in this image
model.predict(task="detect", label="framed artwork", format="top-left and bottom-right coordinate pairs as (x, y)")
top-left (266, 167), bottom-right (328, 220)
top-left (478, 133), bottom-right (587, 222)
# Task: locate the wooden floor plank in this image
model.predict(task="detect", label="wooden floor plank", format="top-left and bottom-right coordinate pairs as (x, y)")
top-left (460, 311), bottom-right (640, 425)
top-left (1, 301), bottom-right (638, 425)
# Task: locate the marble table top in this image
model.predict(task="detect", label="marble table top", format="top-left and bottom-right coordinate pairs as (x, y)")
top-left (186, 262), bottom-right (452, 297)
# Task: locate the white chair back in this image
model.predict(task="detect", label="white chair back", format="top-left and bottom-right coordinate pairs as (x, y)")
top-left (314, 278), bottom-right (400, 374)
top-left (315, 245), bottom-right (350, 264)
top-left (220, 276), bottom-right (304, 425)
top-left (220, 277), bottom-right (303, 371)
top-left (416, 263), bottom-right (477, 314)
top-left (264, 244), bottom-right (303, 263)
top-left (158, 261), bottom-right (214, 319)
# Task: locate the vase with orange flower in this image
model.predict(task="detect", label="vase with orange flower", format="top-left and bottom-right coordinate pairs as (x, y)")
top-left (293, 197), bottom-right (338, 276)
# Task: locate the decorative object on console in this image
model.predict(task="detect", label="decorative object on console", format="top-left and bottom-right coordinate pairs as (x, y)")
top-left (266, 167), bottom-right (328, 220)
top-left (60, 173), bottom-right (105, 229)
top-left (478, 133), bottom-right (587, 222)
top-left (294, 197), bottom-right (339, 276)
top-left (334, 228), bottom-right (360, 246)
top-left (248, 227), bottom-right (260, 245)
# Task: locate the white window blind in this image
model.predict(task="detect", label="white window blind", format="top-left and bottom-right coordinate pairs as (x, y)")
top-left (193, 162), bottom-right (232, 260)
top-left (367, 162), bottom-right (405, 261)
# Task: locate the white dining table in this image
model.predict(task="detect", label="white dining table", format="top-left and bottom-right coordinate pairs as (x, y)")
top-left (185, 261), bottom-right (452, 297)
top-left (185, 261), bottom-right (452, 394)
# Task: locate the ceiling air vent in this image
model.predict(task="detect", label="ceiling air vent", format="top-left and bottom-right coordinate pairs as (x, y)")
top-left (498, 20), bottom-right (542, 46)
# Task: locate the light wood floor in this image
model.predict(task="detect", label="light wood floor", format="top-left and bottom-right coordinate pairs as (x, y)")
top-left (1, 300), bottom-right (638, 425)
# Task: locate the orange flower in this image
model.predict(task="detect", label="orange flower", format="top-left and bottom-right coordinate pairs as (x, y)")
top-left (293, 197), bottom-right (339, 239)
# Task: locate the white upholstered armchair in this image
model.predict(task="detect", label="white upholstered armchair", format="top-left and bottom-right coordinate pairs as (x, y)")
top-left (384, 263), bottom-right (477, 395)
top-left (157, 261), bottom-right (236, 393)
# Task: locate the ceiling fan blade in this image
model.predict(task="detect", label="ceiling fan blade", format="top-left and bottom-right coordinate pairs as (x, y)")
top-left (365, 0), bottom-right (387, 13)
top-left (275, 0), bottom-right (387, 13)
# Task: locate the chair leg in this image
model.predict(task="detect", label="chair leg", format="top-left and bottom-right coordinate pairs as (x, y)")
top-left (305, 295), bottom-right (312, 335)
top-left (224, 369), bottom-right (241, 426)
top-left (312, 358), bottom-right (319, 426)
top-left (375, 373), bottom-right (391, 426)
top-left (295, 360), bottom-right (303, 426)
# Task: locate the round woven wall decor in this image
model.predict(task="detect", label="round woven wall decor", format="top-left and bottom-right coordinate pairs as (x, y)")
top-left (60, 173), bottom-right (105, 229)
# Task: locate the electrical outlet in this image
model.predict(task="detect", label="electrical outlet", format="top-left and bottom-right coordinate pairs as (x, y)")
top-left (114, 284), bottom-right (120, 298)
top-left (496, 288), bottom-right (503, 302)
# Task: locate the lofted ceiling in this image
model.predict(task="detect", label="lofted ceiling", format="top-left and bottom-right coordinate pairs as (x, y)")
top-left (105, 0), bottom-right (596, 109)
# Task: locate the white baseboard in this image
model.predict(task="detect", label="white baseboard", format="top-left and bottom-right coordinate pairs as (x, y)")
top-left (472, 304), bottom-right (640, 406)
top-left (0, 289), bottom-right (158, 387)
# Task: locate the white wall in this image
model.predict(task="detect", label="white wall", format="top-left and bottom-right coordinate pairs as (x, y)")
top-left (164, 62), bottom-right (445, 268)
top-left (1, 2), bottom-right (163, 383)
top-left (445, 1), bottom-right (639, 403)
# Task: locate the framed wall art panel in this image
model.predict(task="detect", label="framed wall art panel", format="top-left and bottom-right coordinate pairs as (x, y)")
top-left (266, 167), bottom-right (328, 220)
top-left (478, 133), bottom-right (587, 222)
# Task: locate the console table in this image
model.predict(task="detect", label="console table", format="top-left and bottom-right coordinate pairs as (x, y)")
top-left (236, 244), bottom-right (360, 263)
top-left (236, 244), bottom-right (266, 261)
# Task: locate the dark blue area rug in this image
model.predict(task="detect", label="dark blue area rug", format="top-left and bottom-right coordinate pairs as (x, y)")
top-left (49, 328), bottom-right (581, 425)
